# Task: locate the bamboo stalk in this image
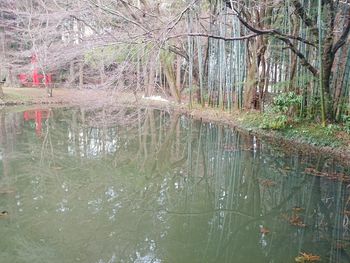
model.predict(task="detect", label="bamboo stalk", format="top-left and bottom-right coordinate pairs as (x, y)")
top-left (318, 0), bottom-right (326, 126)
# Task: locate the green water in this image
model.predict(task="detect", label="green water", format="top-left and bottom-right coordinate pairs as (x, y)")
top-left (0, 107), bottom-right (349, 263)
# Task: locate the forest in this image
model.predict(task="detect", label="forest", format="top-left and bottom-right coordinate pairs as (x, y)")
top-left (0, 0), bottom-right (349, 129)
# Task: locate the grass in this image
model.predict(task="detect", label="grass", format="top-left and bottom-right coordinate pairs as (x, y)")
top-left (280, 124), bottom-right (344, 148)
top-left (238, 112), bottom-right (349, 148)
top-left (185, 103), bottom-right (349, 150)
top-left (2, 87), bottom-right (47, 102)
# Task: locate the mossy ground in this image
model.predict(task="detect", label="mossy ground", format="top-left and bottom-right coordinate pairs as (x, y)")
top-left (240, 112), bottom-right (350, 148)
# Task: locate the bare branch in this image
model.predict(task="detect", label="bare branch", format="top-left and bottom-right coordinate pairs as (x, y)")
top-left (276, 37), bottom-right (319, 76)
top-left (229, 6), bottom-right (316, 47)
top-left (167, 32), bottom-right (259, 41)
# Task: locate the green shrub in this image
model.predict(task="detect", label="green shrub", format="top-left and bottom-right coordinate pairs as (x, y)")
top-left (271, 92), bottom-right (302, 114)
top-left (342, 115), bottom-right (350, 134)
top-left (261, 92), bottom-right (302, 130)
top-left (260, 114), bottom-right (288, 130)
top-left (325, 124), bottom-right (341, 136)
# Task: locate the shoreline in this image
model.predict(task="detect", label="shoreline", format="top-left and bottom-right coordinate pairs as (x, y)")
top-left (183, 107), bottom-right (350, 167)
top-left (1, 87), bottom-right (350, 166)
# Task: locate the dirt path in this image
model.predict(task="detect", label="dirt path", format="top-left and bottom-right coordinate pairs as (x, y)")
top-left (1, 87), bottom-right (118, 106)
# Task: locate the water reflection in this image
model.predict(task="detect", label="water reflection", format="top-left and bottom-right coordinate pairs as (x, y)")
top-left (23, 109), bottom-right (51, 137)
top-left (0, 107), bottom-right (349, 262)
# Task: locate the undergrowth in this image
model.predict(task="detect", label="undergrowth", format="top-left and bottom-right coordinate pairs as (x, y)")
top-left (239, 92), bottom-right (348, 148)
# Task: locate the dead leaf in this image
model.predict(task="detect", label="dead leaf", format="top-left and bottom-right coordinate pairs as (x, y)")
top-left (344, 210), bottom-right (350, 216)
top-left (304, 168), bottom-right (350, 183)
top-left (295, 252), bottom-right (321, 262)
top-left (281, 213), bottom-right (307, 228)
top-left (223, 145), bottom-right (236, 152)
top-left (0, 211), bottom-right (9, 218)
top-left (259, 179), bottom-right (277, 187)
top-left (0, 188), bottom-right (16, 194)
top-left (260, 227), bottom-right (270, 235)
top-left (290, 215), bottom-right (307, 227)
top-left (292, 207), bottom-right (305, 213)
top-left (51, 166), bottom-right (63, 170)
top-left (335, 241), bottom-right (348, 249)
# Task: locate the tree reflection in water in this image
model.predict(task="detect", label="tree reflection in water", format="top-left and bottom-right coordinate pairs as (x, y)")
top-left (0, 107), bottom-right (349, 263)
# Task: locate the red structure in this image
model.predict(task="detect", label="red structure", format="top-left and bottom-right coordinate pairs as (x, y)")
top-left (23, 109), bottom-right (51, 136)
top-left (18, 55), bottom-right (52, 87)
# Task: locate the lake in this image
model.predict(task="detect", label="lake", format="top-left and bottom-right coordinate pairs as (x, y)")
top-left (0, 107), bottom-right (349, 263)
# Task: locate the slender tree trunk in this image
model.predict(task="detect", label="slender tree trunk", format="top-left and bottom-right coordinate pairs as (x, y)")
top-left (79, 61), bottom-right (84, 89)
top-left (99, 63), bottom-right (105, 85)
top-left (162, 55), bottom-right (181, 103)
top-left (69, 61), bottom-right (75, 86)
top-left (176, 54), bottom-right (181, 96)
top-left (289, 17), bottom-right (300, 92)
top-left (147, 56), bottom-right (156, 96)
top-left (0, 113), bottom-right (8, 178)
top-left (0, 82), bottom-right (4, 98)
top-left (0, 10), bottom-right (5, 95)
top-left (322, 48), bottom-right (335, 119)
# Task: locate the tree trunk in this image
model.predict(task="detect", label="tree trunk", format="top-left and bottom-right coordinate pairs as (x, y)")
top-left (244, 42), bottom-right (258, 110)
top-left (99, 63), bottom-right (105, 85)
top-left (0, 113), bottom-right (9, 178)
top-left (69, 61), bottom-right (75, 86)
top-left (0, 84), bottom-right (4, 99)
top-left (289, 16), bottom-right (300, 92)
top-left (322, 47), bottom-right (335, 119)
top-left (244, 59), bottom-right (258, 109)
top-left (176, 54), bottom-right (181, 96)
top-left (321, 0), bottom-right (336, 120)
top-left (146, 55), bottom-right (156, 96)
top-left (79, 61), bottom-right (84, 89)
top-left (162, 57), bottom-right (181, 103)
top-left (0, 11), bottom-right (6, 97)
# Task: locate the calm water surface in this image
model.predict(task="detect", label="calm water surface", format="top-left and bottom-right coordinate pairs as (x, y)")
top-left (0, 107), bottom-right (349, 263)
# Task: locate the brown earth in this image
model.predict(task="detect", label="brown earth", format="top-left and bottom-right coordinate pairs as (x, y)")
top-left (0, 87), bottom-right (117, 107)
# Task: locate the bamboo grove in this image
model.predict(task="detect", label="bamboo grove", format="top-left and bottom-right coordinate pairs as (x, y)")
top-left (182, 0), bottom-right (350, 125)
top-left (0, 0), bottom-right (350, 125)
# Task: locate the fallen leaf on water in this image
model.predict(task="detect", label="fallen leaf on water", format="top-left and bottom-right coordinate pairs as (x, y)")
top-left (0, 211), bottom-right (9, 218)
top-left (304, 168), bottom-right (350, 183)
top-left (51, 166), bottom-right (63, 170)
top-left (335, 241), bottom-right (348, 249)
top-left (281, 213), bottom-right (307, 228)
top-left (260, 227), bottom-right (270, 235)
top-left (0, 188), bottom-right (16, 194)
top-left (344, 210), bottom-right (350, 216)
top-left (259, 179), bottom-right (277, 188)
top-left (223, 145), bottom-right (236, 152)
top-left (295, 256), bottom-right (305, 262)
top-left (295, 252), bottom-right (321, 262)
top-left (292, 207), bottom-right (305, 213)
top-left (290, 215), bottom-right (307, 227)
